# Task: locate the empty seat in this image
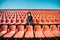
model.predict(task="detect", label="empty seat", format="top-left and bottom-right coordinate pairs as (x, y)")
top-left (34, 25), bottom-right (45, 38)
top-left (46, 18), bottom-right (51, 24)
top-left (3, 25), bottom-right (16, 38)
top-left (24, 25), bottom-right (34, 38)
top-left (13, 25), bottom-right (24, 38)
top-left (1, 18), bottom-right (6, 24)
top-left (32, 18), bottom-right (37, 24)
top-left (41, 18), bottom-right (46, 24)
top-left (6, 19), bottom-right (11, 24)
top-left (58, 25), bottom-right (60, 31)
top-left (58, 25), bottom-right (60, 37)
top-left (43, 25), bottom-right (55, 38)
top-left (0, 25), bottom-right (8, 37)
top-left (10, 19), bottom-right (16, 24)
top-left (50, 25), bottom-right (60, 37)
top-left (37, 18), bottom-right (42, 24)
top-left (16, 19), bottom-right (21, 24)
top-left (50, 18), bottom-right (55, 24)
top-left (21, 18), bottom-right (26, 24)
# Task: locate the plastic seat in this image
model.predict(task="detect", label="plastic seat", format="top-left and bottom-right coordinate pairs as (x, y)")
top-left (16, 19), bottom-right (21, 24)
top-left (46, 18), bottom-right (51, 24)
top-left (37, 18), bottom-right (42, 24)
top-left (56, 18), bottom-right (60, 24)
top-left (0, 25), bottom-right (8, 37)
top-left (11, 19), bottom-right (16, 24)
top-left (58, 25), bottom-right (60, 31)
top-left (54, 19), bottom-right (58, 24)
top-left (6, 19), bottom-right (11, 24)
top-left (41, 18), bottom-right (46, 24)
top-left (50, 18), bottom-right (55, 24)
top-left (50, 25), bottom-right (60, 37)
top-left (24, 25), bottom-right (34, 38)
top-left (21, 18), bottom-right (26, 24)
top-left (13, 25), bottom-right (24, 38)
top-left (58, 25), bottom-right (60, 35)
top-left (42, 25), bottom-right (55, 38)
top-left (32, 18), bottom-right (37, 24)
top-left (1, 18), bottom-right (6, 24)
top-left (3, 25), bottom-right (16, 38)
top-left (34, 25), bottom-right (45, 38)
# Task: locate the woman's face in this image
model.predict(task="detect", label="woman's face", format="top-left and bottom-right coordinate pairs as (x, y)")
top-left (28, 13), bottom-right (31, 16)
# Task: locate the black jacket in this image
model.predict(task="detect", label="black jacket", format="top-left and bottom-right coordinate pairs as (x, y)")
top-left (26, 16), bottom-right (32, 23)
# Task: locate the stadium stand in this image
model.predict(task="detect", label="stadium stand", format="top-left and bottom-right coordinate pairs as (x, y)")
top-left (0, 9), bottom-right (60, 40)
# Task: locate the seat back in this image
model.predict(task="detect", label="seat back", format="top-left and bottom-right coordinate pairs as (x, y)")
top-left (18, 25), bottom-right (24, 31)
top-left (34, 25), bottom-right (41, 31)
top-left (26, 25), bottom-right (33, 31)
top-left (9, 25), bottom-right (16, 31)
top-left (32, 18), bottom-right (37, 24)
top-left (58, 25), bottom-right (60, 31)
top-left (50, 25), bottom-right (57, 30)
top-left (42, 25), bottom-right (49, 31)
top-left (1, 25), bottom-right (8, 31)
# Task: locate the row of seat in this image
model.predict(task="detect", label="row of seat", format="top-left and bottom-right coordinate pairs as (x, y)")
top-left (0, 10), bottom-right (59, 14)
top-left (0, 13), bottom-right (60, 24)
top-left (0, 15), bottom-right (60, 19)
top-left (0, 10), bottom-right (60, 19)
top-left (0, 25), bottom-right (60, 38)
top-left (0, 18), bottom-right (60, 24)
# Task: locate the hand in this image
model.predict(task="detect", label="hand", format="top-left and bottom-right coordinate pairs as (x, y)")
top-left (29, 23), bottom-right (30, 25)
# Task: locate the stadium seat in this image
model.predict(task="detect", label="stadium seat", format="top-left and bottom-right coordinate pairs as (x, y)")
top-left (0, 25), bottom-right (8, 37)
top-left (46, 18), bottom-right (51, 24)
top-left (10, 19), bottom-right (16, 24)
top-left (50, 25), bottom-right (60, 37)
top-left (21, 18), bottom-right (26, 24)
top-left (1, 18), bottom-right (6, 24)
top-left (42, 25), bottom-right (55, 38)
top-left (13, 25), bottom-right (24, 38)
top-left (32, 18), bottom-right (37, 24)
top-left (0, 10), bottom-right (60, 40)
top-left (24, 25), bottom-right (34, 38)
top-left (34, 25), bottom-right (45, 38)
top-left (3, 25), bottom-right (16, 38)
top-left (58, 25), bottom-right (60, 31)
top-left (6, 19), bottom-right (11, 24)
top-left (37, 18), bottom-right (42, 24)
top-left (16, 19), bottom-right (21, 24)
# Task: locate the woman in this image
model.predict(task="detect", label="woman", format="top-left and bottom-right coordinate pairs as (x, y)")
top-left (26, 12), bottom-right (33, 25)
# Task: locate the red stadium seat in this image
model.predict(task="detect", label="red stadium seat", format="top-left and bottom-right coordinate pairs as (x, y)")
top-left (0, 25), bottom-right (8, 37)
top-left (13, 25), bottom-right (24, 38)
top-left (16, 19), bottom-right (21, 24)
top-left (1, 18), bottom-right (6, 24)
top-left (10, 19), bottom-right (16, 24)
top-left (37, 18), bottom-right (42, 24)
top-left (24, 25), bottom-right (34, 38)
top-left (41, 18), bottom-right (46, 24)
top-left (42, 25), bottom-right (55, 38)
top-left (50, 18), bottom-right (55, 24)
top-left (21, 18), bottom-right (26, 24)
top-left (32, 18), bottom-right (37, 24)
top-left (58, 25), bottom-right (60, 31)
top-left (46, 18), bottom-right (51, 24)
top-left (6, 19), bottom-right (11, 24)
top-left (58, 25), bottom-right (60, 37)
top-left (50, 25), bottom-right (60, 37)
top-left (34, 25), bottom-right (45, 38)
top-left (3, 25), bottom-right (16, 38)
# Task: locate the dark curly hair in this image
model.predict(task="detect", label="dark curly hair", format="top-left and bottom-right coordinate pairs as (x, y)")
top-left (27, 12), bottom-right (31, 15)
